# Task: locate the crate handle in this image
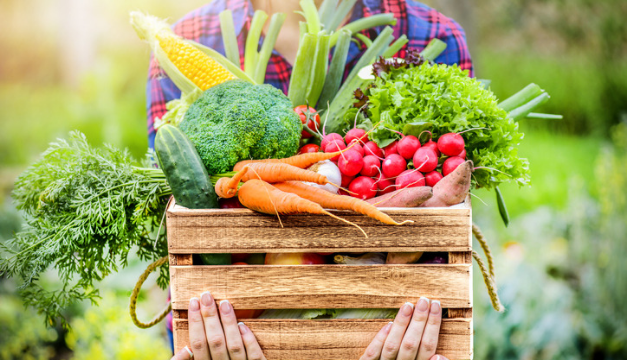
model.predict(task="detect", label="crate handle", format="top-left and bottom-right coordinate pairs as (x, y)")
top-left (472, 224), bottom-right (504, 312)
top-left (129, 256), bottom-right (172, 328)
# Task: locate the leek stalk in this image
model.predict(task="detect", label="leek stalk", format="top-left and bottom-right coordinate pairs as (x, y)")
top-left (253, 12), bottom-right (287, 83)
top-left (508, 93), bottom-right (550, 121)
top-left (382, 34), bottom-right (408, 57)
top-left (288, 33), bottom-right (318, 106)
top-left (244, 10), bottom-right (268, 77)
top-left (219, 10), bottom-right (241, 67)
top-left (526, 112), bottom-right (563, 120)
top-left (300, 0), bottom-right (321, 34)
top-left (355, 33), bottom-right (373, 48)
top-left (318, 0), bottom-right (339, 29)
top-left (329, 13), bottom-right (397, 47)
top-left (420, 38), bottom-right (447, 61)
top-left (318, 29), bottom-right (351, 111)
top-left (306, 32), bottom-right (331, 107)
top-left (498, 83), bottom-right (543, 112)
top-left (327, 0), bottom-right (358, 31)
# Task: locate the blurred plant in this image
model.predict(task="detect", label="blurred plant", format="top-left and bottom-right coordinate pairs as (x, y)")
top-left (66, 291), bottom-right (170, 360)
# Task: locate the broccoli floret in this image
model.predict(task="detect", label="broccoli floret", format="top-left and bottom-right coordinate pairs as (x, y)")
top-left (179, 80), bottom-right (301, 174)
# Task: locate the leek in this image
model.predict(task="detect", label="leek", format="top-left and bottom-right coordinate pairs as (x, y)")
top-left (420, 38), bottom-right (447, 61)
top-left (498, 83), bottom-right (544, 112)
top-left (327, 0), bottom-right (358, 32)
top-left (508, 93), bottom-right (550, 121)
top-left (219, 10), bottom-right (241, 67)
top-left (306, 32), bottom-right (331, 107)
top-left (254, 12), bottom-right (287, 83)
top-left (330, 13), bottom-right (397, 47)
top-left (288, 33), bottom-right (318, 106)
top-left (300, 0), bottom-right (321, 34)
top-left (382, 35), bottom-right (408, 57)
top-left (244, 10), bottom-right (268, 77)
top-left (318, 29), bottom-right (351, 111)
top-left (318, 0), bottom-right (339, 29)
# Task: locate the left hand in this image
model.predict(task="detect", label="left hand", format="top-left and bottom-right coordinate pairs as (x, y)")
top-left (171, 292), bottom-right (266, 360)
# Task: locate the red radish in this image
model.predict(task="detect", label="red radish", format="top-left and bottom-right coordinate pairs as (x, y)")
top-left (425, 171), bottom-right (444, 187)
top-left (361, 155), bottom-right (381, 177)
top-left (232, 262), bottom-right (248, 265)
top-left (422, 140), bottom-right (440, 157)
top-left (397, 135), bottom-right (421, 159)
top-left (395, 170), bottom-right (425, 189)
top-left (349, 176), bottom-right (378, 200)
top-left (383, 141), bottom-right (398, 156)
top-left (413, 147), bottom-right (438, 173)
top-left (324, 140), bottom-right (346, 161)
top-left (459, 148), bottom-right (466, 159)
top-left (375, 173), bottom-right (395, 195)
top-left (363, 141), bottom-right (384, 158)
top-left (265, 253), bottom-right (325, 265)
top-left (337, 150), bottom-right (363, 176)
top-left (298, 144), bottom-right (320, 154)
top-left (437, 133), bottom-right (465, 156)
top-left (442, 156), bottom-right (465, 176)
top-left (347, 139), bottom-right (365, 157)
top-left (341, 173), bottom-right (354, 188)
top-left (219, 197), bottom-right (244, 208)
top-left (321, 133), bottom-right (344, 150)
top-left (231, 253), bottom-right (249, 262)
top-left (382, 154), bottom-right (407, 178)
top-left (345, 128), bottom-right (368, 144)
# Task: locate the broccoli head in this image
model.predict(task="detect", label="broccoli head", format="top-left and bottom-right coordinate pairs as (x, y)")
top-left (179, 80), bottom-right (301, 174)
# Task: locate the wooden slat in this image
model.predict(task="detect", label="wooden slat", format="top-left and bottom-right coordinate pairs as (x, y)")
top-left (173, 318), bottom-right (473, 360)
top-left (171, 264), bottom-right (472, 310)
top-left (448, 251), bottom-right (473, 319)
top-left (169, 254), bottom-right (193, 266)
top-left (167, 204), bottom-right (471, 254)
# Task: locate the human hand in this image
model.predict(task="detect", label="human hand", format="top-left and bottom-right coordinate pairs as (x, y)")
top-left (171, 292), bottom-right (266, 360)
top-left (360, 297), bottom-right (445, 360)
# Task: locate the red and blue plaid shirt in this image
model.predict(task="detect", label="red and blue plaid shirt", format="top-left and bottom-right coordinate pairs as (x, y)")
top-left (147, 0), bottom-right (473, 148)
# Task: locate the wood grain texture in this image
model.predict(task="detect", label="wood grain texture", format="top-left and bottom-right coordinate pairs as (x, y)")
top-left (169, 254), bottom-right (193, 266)
top-left (170, 264), bottom-right (472, 310)
top-left (166, 203), bottom-right (471, 253)
top-left (173, 318), bottom-right (473, 359)
top-left (448, 251), bottom-right (473, 319)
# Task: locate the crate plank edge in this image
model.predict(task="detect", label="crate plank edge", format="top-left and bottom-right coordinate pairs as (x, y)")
top-left (167, 199), bottom-right (473, 360)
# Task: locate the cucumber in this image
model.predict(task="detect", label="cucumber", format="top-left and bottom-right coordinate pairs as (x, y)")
top-left (155, 124), bottom-right (219, 209)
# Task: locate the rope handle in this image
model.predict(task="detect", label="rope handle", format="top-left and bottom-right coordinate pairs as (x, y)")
top-left (129, 256), bottom-right (172, 328)
top-left (472, 223), bottom-right (505, 312)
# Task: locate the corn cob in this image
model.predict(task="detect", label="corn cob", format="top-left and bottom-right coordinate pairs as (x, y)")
top-left (131, 11), bottom-right (235, 91)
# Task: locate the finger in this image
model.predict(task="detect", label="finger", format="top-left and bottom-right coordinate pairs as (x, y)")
top-left (171, 346), bottom-right (193, 360)
top-left (219, 299), bottom-right (247, 360)
top-left (200, 291), bottom-right (228, 360)
top-left (359, 321), bottom-right (393, 360)
top-left (397, 297), bottom-right (430, 360)
top-left (417, 300), bottom-right (443, 360)
top-left (238, 322), bottom-right (267, 360)
top-left (188, 297), bottom-right (211, 360)
top-left (429, 355), bottom-right (449, 360)
top-left (381, 302), bottom-right (415, 360)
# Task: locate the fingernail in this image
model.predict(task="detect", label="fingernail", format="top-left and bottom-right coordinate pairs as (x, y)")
top-left (220, 299), bottom-right (232, 314)
top-left (238, 322), bottom-right (248, 334)
top-left (190, 297), bottom-right (200, 311)
top-left (385, 321), bottom-right (393, 331)
top-left (431, 300), bottom-right (441, 314)
top-left (417, 297), bottom-right (430, 312)
top-left (183, 345), bottom-right (193, 358)
top-left (401, 301), bottom-right (414, 316)
top-left (200, 291), bottom-right (213, 306)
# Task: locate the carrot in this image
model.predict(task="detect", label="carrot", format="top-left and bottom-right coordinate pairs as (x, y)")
top-left (420, 160), bottom-right (473, 207)
top-left (238, 179), bottom-right (367, 237)
top-left (240, 162), bottom-right (337, 186)
top-left (273, 181), bottom-right (412, 225)
top-left (215, 166), bottom-right (249, 198)
top-left (365, 187), bottom-right (433, 207)
top-left (233, 140), bottom-right (361, 171)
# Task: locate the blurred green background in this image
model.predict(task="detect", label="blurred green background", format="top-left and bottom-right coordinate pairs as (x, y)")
top-left (1, 0), bottom-right (626, 359)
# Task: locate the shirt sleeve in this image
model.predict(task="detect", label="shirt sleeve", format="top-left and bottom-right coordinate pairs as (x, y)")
top-left (146, 55), bottom-right (182, 149)
top-left (432, 14), bottom-right (474, 77)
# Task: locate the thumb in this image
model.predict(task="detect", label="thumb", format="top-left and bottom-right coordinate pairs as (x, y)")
top-left (430, 356), bottom-right (449, 360)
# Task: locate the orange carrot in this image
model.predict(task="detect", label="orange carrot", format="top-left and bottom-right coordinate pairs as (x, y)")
top-left (233, 140), bottom-right (361, 171)
top-left (238, 180), bottom-right (367, 237)
top-left (240, 162), bottom-right (337, 186)
top-left (273, 181), bottom-right (412, 226)
top-left (215, 166), bottom-right (249, 198)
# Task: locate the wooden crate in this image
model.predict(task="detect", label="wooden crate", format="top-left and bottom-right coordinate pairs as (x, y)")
top-left (167, 200), bottom-right (473, 360)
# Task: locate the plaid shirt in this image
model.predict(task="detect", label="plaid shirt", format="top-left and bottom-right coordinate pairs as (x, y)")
top-left (147, 0), bottom-right (473, 148)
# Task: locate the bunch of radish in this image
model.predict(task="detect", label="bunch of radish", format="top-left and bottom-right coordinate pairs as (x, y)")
top-left (298, 128), bottom-right (468, 200)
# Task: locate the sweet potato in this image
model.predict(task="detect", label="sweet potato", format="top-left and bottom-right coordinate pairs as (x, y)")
top-left (365, 186), bottom-right (433, 207)
top-left (386, 252), bottom-right (424, 264)
top-left (420, 160), bottom-right (473, 207)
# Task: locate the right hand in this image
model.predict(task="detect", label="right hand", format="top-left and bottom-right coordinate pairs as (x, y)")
top-left (171, 292), bottom-right (266, 360)
top-left (360, 297), bottom-right (447, 360)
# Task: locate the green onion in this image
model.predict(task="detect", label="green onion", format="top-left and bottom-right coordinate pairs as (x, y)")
top-left (219, 10), bottom-right (241, 67)
top-left (327, 0), bottom-right (358, 31)
top-left (420, 38), bottom-right (447, 61)
top-left (330, 13), bottom-right (397, 47)
top-left (526, 112), bottom-right (563, 120)
top-left (299, 21), bottom-right (308, 41)
top-left (382, 34), bottom-right (408, 57)
top-left (498, 83), bottom-right (544, 112)
top-left (318, 29), bottom-right (351, 111)
top-left (496, 186), bottom-right (510, 227)
top-left (300, 0), bottom-right (321, 34)
top-left (244, 10), bottom-right (268, 78)
top-left (253, 13), bottom-right (286, 83)
top-left (344, 26), bottom-right (394, 88)
top-left (188, 40), bottom-right (256, 84)
top-left (307, 32), bottom-right (331, 107)
top-left (318, 0), bottom-right (339, 29)
top-left (355, 33), bottom-right (373, 48)
top-left (288, 33), bottom-right (318, 106)
top-left (508, 93), bottom-right (550, 121)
